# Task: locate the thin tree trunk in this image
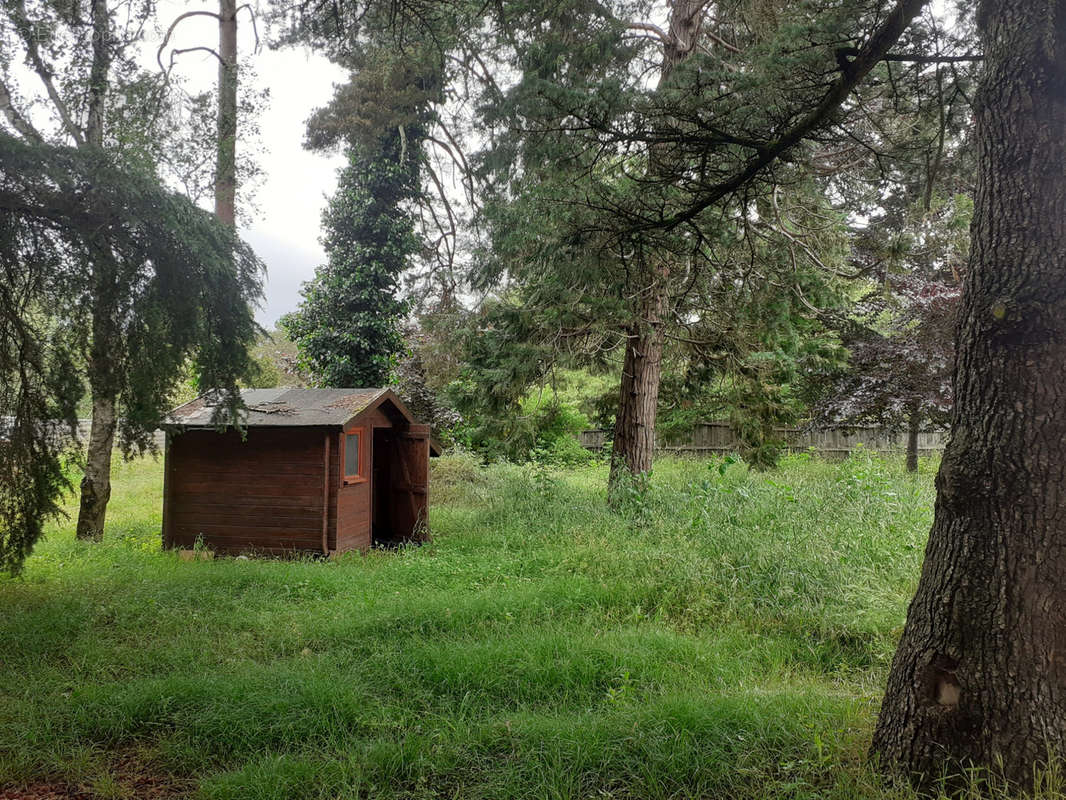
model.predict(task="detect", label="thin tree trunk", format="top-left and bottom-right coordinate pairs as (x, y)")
top-left (215, 0), bottom-right (238, 227)
top-left (85, 0), bottom-right (110, 148)
top-left (75, 392), bottom-right (115, 541)
top-left (75, 0), bottom-right (116, 542)
top-left (871, 0), bottom-right (1066, 787)
top-left (905, 405), bottom-right (920, 473)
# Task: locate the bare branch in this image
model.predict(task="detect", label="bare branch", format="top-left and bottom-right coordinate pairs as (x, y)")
top-left (626, 21), bottom-right (670, 45)
top-left (168, 47), bottom-right (227, 72)
top-left (236, 4), bottom-right (261, 54)
top-left (157, 10), bottom-right (223, 72)
top-left (0, 78), bottom-right (43, 143)
top-left (705, 28), bottom-right (740, 54)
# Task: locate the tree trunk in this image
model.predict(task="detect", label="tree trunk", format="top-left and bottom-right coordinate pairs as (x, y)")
top-left (871, 0), bottom-right (1066, 787)
top-left (75, 392), bottom-right (115, 541)
top-left (85, 0), bottom-right (110, 148)
top-left (605, 0), bottom-right (702, 503)
top-left (905, 406), bottom-right (920, 473)
top-left (215, 0), bottom-right (238, 227)
top-left (608, 286), bottom-right (667, 504)
top-left (75, 0), bottom-right (115, 542)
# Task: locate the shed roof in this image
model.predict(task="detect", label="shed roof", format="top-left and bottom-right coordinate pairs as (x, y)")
top-left (166, 387), bottom-right (407, 429)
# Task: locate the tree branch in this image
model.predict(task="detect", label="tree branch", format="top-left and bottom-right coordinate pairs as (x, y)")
top-left (0, 78), bottom-right (43, 143)
top-left (167, 47), bottom-right (227, 73)
top-left (9, 0), bottom-right (85, 146)
top-left (235, 4), bottom-right (262, 54)
top-left (157, 10), bottom-right (224, 72)
top-left (647, 0), bottom-right (930, 232)
top-left (842, 48), bottom-right (983, 64)
top-left (626, 21), bottom-right (670, 45)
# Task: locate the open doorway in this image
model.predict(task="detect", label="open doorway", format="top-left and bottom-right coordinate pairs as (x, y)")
top-left (372, 428), bottom-right (396, 546)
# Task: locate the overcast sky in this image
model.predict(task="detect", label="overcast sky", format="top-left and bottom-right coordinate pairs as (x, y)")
top-left (152, 4), bottom-right (348, 329)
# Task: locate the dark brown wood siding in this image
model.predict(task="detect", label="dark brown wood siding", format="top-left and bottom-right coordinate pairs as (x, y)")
top-left (393, 424), bottom-right (430, 541)
top-left (162, 400), bottom-right (428, 556)
top-left (165, 427), bottom-right (328, 554)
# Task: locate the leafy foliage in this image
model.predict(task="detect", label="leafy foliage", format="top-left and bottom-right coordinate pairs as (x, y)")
top-left (282, 131), bottom-right (418, 387)
top-left (0, 134), bottom-right (263, 572)
top-left (814, 194), bottom-right (971, 434)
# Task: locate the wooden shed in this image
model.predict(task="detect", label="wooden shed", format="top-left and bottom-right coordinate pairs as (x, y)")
top-left (161, 388), bottom-right (434, 556)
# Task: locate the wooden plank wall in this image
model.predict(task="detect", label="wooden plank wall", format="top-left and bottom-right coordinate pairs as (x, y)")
top-left (166, 427), bottom-right (328, 554)
top-left (392, 425), bottom-right (430, 542)
top-left (579, 422), bottom-right (946, 456)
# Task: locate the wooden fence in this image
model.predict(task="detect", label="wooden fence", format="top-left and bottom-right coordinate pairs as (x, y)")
top-left (579, 421), bottom-right (945, 457)
top-left (0, 418), bottom-right (165, 449)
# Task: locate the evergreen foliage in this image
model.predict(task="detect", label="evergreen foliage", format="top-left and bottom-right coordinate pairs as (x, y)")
top-left (0, 134), bottom-right (263, 572)
top-left (282, 130), bottom-right (419, 387)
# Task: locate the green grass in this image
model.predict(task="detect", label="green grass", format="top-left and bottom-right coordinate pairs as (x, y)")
top-left (0, 450), bottom-right (989, 798)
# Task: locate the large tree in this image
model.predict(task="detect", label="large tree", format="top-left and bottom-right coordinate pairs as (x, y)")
top-left (871, 0), bottom-right (1066, 786)
top-left (0, 0), bottom-right (263, 545)
top-left (463, 0), bottom-right (946, 496)
top-left (279, 37), bottom-right (441, 388)
top-left (281, 129), bottom-right (419, 387)
top-left (0, 134), bottom-right (263, 573)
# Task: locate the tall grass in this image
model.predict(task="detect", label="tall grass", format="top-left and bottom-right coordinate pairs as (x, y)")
top-left (0, 450), bottom-right (1031, 798)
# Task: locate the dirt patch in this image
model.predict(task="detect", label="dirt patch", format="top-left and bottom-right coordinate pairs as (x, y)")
top-left (1, 753), bottom-right (194, 799)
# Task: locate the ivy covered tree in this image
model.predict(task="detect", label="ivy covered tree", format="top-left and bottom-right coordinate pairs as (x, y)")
top-left (282, 129), bottom-right (418, 387)
top-left (279, 16), bottom-right (444, 387)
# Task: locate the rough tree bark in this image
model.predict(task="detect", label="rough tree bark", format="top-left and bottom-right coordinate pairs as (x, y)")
top-left (871, 0), bottom-right (1066, 787)
top-left (608, 288), bottom-right (667, 501)
top-left (607, 0), bottom-right (702, 504)
top-left (215, 0), bottom-right (238, 227)
top-left (75, 0), bottom-right (117, 541)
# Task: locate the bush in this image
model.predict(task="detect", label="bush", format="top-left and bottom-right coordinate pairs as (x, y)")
top-left (430, 449), bottom-right (489, 505)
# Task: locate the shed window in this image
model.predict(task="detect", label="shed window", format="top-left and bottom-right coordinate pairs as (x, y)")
top-left (343, 428), bottom-right (365, 483)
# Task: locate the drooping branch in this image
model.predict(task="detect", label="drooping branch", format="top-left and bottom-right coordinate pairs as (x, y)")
top-left (157, 10), bottom-right (223, 72)
top-left (235, 4), bottom-right (261, 53)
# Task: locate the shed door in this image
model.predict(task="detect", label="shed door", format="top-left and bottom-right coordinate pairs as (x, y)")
top-left (390, 424), bottom-right (429, 542)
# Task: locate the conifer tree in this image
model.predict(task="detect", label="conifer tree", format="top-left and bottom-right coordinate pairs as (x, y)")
top-left (0, 134), bottom-right (262, 573)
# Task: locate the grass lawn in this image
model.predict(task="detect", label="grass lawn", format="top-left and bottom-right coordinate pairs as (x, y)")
top-left (1, 451), bottom-right (951, 799)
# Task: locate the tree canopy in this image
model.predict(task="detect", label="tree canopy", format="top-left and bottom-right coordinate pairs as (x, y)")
top-left (0, 133), bottom-right (263, 572)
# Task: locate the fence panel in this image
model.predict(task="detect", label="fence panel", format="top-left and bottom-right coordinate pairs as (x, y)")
top-left (579, 421), bottom-right (945, 456)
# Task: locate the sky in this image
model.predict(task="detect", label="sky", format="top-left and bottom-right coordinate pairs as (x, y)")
top-left (151, 3), bottom-right (348, 329)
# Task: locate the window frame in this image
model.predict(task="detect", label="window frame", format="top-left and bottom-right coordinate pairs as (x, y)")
top-left (341, 425), bottom-right (368, 485)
